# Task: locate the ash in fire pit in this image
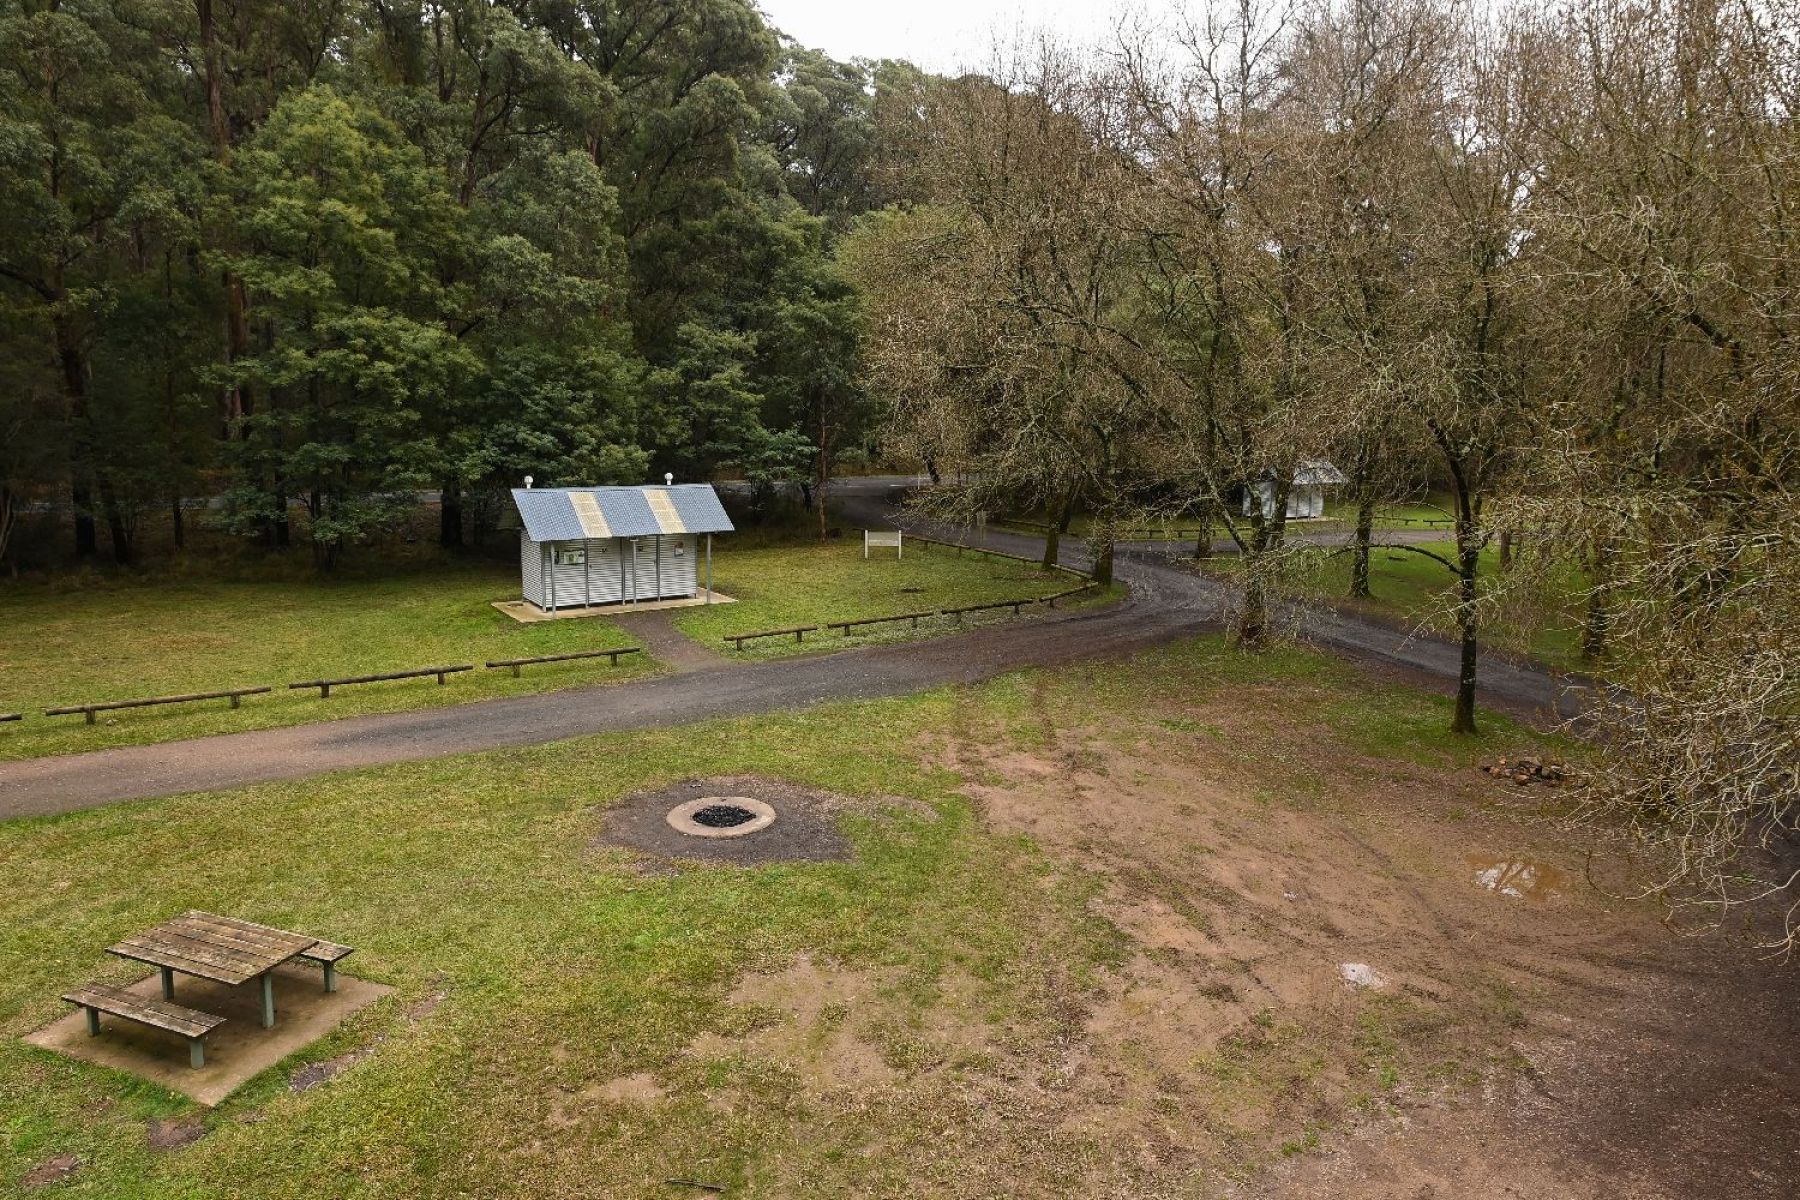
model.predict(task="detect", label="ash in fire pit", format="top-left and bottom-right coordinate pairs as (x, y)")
top-left (694, 804), bottom-right (755, 828)
top-left (666, 796), bottom-right (776, 839)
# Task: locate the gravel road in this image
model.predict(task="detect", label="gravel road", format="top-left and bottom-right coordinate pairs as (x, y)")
top-left (0, 479), bottom-right (1587, 818)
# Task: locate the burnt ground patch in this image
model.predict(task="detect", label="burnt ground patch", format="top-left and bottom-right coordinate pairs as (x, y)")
top-left (594, 775), bottom-right (858, 866)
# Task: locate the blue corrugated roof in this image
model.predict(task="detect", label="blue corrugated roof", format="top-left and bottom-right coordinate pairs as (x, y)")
top-left (510, 485), bottom-right (734, 543)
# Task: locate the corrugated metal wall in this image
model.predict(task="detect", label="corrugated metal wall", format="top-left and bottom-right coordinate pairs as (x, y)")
top-left (521, 534), bottom-right (699, 609)
top-left (520, 532), bottom-right (545, 607)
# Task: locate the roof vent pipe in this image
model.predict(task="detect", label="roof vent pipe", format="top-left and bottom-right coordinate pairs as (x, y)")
top-left (664, 472), bottom-right (674, 486)
top-left (523, 475), bottom-right (534, 489)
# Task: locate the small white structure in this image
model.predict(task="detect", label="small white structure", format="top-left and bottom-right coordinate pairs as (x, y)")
top-left (1243, 460), bottom-right (1348, 520)
top-left (864, 529), bottom-right (903, 558)
top-left (511, 483), bottom-right (734, 612)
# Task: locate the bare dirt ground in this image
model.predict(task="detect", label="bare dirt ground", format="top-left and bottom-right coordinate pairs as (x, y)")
top-left (658, 683), bottom-right (1797, 1197)
top-left (937, 693), bottom-right (1797, 1196)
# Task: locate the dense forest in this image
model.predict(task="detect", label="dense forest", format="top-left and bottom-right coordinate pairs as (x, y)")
top-left (0, 0), bottom-right (906, 568)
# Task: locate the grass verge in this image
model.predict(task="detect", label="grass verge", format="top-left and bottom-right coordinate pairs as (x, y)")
top-left (676, 541), bottom-right (1101, 659)
top-left (0, 634), bottom-right (1574, 1197)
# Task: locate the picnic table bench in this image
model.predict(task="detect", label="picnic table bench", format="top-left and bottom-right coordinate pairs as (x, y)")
top-left (107, 911), bottom-right (345, 1029)
top-left (297, 938), bottom-right (355, 993)
top-left (62, 982), bottom-right (225, 1068)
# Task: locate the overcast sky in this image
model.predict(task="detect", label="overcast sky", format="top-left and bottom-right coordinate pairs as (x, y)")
top-left (755, 0), bottom-right (1135, 75)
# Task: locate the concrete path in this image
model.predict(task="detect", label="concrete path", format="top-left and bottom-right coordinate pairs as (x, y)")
top-left (610, 609), bottom-right (728, 674)
top-left (0, 479), bottom-right (1586, 819)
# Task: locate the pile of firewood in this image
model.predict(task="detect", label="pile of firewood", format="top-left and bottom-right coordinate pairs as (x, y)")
top-left (1478, 756), bottom-right (1577, 787)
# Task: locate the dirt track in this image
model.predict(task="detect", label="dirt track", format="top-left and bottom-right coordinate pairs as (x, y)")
top-left (0, 480), bottom-right (1587, 819)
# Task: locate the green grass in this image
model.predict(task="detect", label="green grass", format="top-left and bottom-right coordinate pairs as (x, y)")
top-left (0, 560), bottom-right (649, 762)
top-left (0, 540), bottom-right (1101, 760)
top-left (993, 493), bottom-right (1457, 541)
top-left (0, 635), bottom-right (1558, 1197)
top-left (1200, 539), bottom-right (1587, 673)
top-left (1302, 541), bottom-right (1585, 672)
top-left (675, 541), bottom-right (1104, 658)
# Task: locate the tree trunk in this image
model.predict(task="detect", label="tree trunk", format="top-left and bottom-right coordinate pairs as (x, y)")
top-left (1236, 483), bottom-right (1290, 649)
top-left (1042, 489), bottom-right (1073, 570)
top-left (55, 315), bottom-right (103, 560)
top-left (100, 483), bottom-right (132, 566)
top-left (439, 479), bottom-right (464, 549)
top-left (198, 0), bottom-right (254, 434)
top-left (1497, 528), bottom-right (1513, 571)
top-left (1236, 571), bottom-right (1266, 647)
top-left (814, 404), bottom-right (831, 541)
top-left (1191, 498), bottom-right (1213, 560)
top-left (1349, 495), bottom-right (1375, 597)
top-left (72, 481), bottom-right (97, 558)
top-left (171, 496), bottom-right (185, 549)
top-left (1451, 522), bottom-right (1481, 735)
top-left (1091, 536), bottom-right (1115, 586)
top-left (1582, 538), bottom-right (1613, 663)
top-left (0, 484), bottom-right (16, 568)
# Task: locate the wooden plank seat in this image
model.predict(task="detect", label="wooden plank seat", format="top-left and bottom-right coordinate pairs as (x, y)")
top-left (62, 982), bottom-right (224, 1069)
top-left (297, 939), bottom-right (355, 993)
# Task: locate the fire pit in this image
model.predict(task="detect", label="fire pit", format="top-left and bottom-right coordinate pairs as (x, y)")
top-left (666, 796), bottom-right (777, 839)
top-left (597, 776), bottom-right (855, 865)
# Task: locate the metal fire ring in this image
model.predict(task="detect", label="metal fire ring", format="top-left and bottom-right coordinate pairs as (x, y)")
top-left (665, 796), bottom-right (777, 839)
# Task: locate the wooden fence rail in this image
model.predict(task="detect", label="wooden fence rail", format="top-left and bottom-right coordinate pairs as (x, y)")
top-left (1041, 583), bottom-right (1098, 605)
top-left (908, 534), bottom-right (1042, 569)
top-left (484, 647), bottom-right (641, 677)
top-left (45, 686), bottom-right (274, 725)
top-left (825, 610), bottom-right (939, 636)
top-left (825, 584), bottom-right (1102, 638)
top-left (288, 665), bottom-right (473, 699)
top-left (942, 597), bottom-right (1036, 620)
top-left (722, 626), bottom-right (818, 651)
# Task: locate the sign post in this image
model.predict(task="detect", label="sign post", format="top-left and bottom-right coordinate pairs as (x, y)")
top-left (864, 530), bottom-right (904, 559)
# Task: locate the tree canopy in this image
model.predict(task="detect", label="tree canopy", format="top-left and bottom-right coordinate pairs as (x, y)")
top-left (0, 0), bottom-right (891, 565)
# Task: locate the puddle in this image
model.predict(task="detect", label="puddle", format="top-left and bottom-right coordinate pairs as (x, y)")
top-left (1468, 856), bottom-right (1568, 901)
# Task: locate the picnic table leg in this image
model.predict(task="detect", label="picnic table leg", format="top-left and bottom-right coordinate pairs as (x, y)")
top-left (84, 1006), bottom-right (101, 1036)
top-left (322, 961), bottom-right (337, 993)
top-left (259, 972), bottom-right (275, 1028)
top-left (160, 966), bottom-right (175, 1000)
top-left (189, 1038), bottom-right (206, 1069)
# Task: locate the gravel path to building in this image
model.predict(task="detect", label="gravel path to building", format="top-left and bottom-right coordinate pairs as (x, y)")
top-left (0, 480), bottom-right (1589, 819)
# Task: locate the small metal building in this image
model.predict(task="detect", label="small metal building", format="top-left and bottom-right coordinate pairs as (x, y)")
top-left (1242, 460), bottom-right (1348, 521)
top-left (511, 484), bottom-right (733, 612)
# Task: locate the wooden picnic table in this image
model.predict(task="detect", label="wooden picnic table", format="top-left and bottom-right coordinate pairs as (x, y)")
top-left (107, 911), bottom-right (319, 1029)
